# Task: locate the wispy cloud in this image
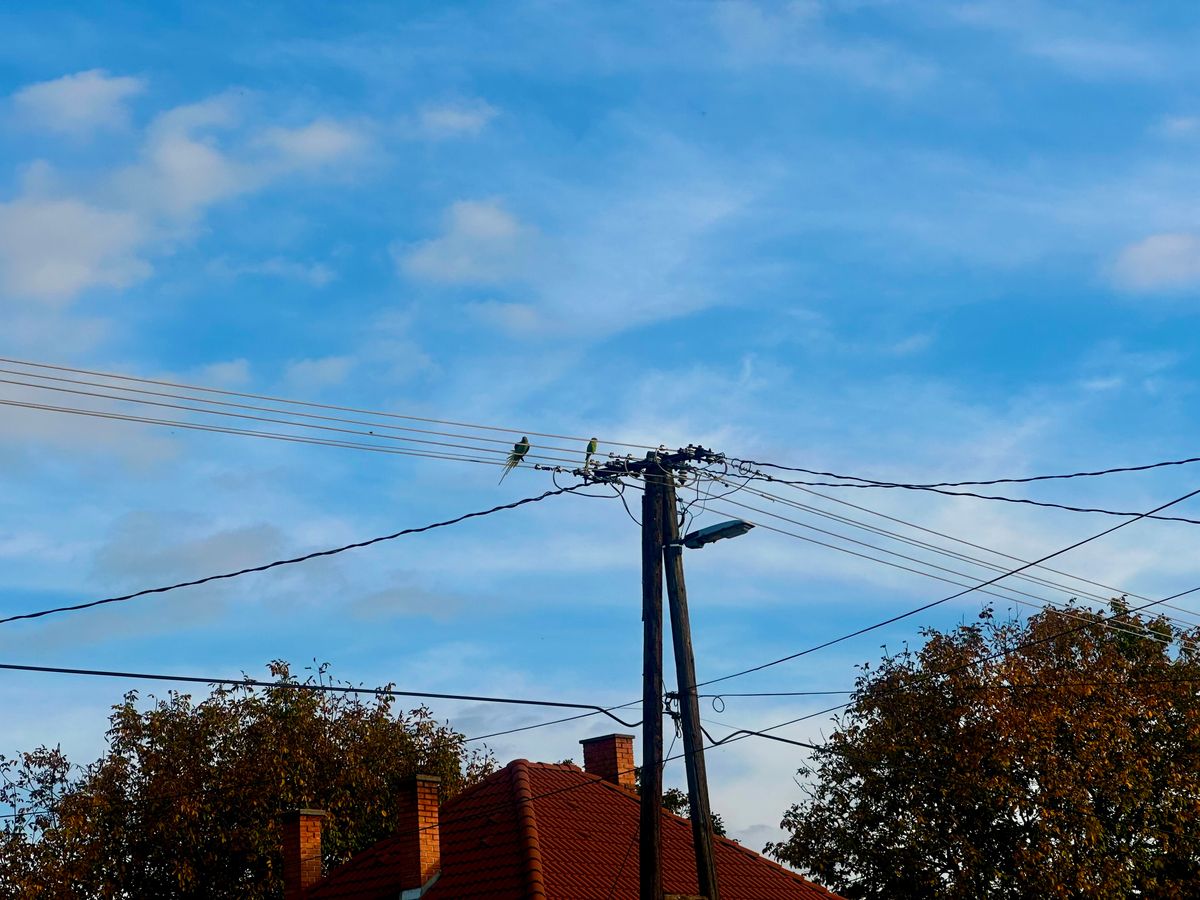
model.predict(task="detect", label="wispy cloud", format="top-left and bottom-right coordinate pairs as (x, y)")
top-left (209, 256), bottom-right (335, 287)
top-left (397, 200), bottom-right (533, 285)
top-left (711, 1), bottom-right (937, 92)
top-left (1112, 233), bottom-right (1200, 292)
top-left (0, 80), bottom-right (369, 308)
top-left (257, 118), bottom-right (370, 168)
top-left (0, 198), bottom-right (148, 304)
top-left (10, 69), bottom-right (145, 137)
top-left (284, 355), bottom-right (355, 389)
top-left (1158, 115), bottom-right (1200, 138)
top-left (951, 1), bottom-right (1165, 79)
top-left (417, 99), bottom-right (498, 138)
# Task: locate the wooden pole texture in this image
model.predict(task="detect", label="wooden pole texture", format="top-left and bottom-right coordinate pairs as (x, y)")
top-left (640, 469), bottom-right (666, 900)
top-left (662, 483), bottom-right (721, 900)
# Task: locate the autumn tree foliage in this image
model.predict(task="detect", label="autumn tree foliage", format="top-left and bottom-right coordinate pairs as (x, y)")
top-left (0, 661), bottom-right (494, 899)
top-left (768, 603), bottom-right (1200, 899)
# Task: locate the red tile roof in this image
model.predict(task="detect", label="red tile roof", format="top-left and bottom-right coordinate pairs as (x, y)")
top-left (308, 759), bottom-right (843, 899)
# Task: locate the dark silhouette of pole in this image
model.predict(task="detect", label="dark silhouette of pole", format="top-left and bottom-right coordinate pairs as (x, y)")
top-left (663, 483), bottom-right (721, 900)
top-left (640, 464), bottom-right (666, 900)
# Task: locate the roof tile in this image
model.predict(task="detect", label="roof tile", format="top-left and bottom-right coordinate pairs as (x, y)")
top-left (309, 760), bottom-right (843, 899)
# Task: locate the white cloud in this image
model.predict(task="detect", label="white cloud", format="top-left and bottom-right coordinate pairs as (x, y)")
top-left (712, 1), bottom-right (936, 93)
top-left (1159, 115), bottom-right (1200, 138)
top-left (91, 514), bottom-right (287, 587)
top-left (1112, 233), bottom-right (1200, 292)
top-left (195, 359), bottom-right (251, 387)
top-left (418, 100), bottom-right (498, 138)
top-left (1, 90), bottom-right (369, 308)
top-left (951, 2), bottom-right (1162, 80)
top-left (11, 69), bottom-right (144, 137)
top-left (350, 578), bottom-right (464, 620)
top-left (114, 96), bottom-right (251, 220)
top-left (467, 300), bottom-right (545, 336)
top-left (1025, 36), bottom-right (1159, 78)
top-left (398, 200), bottom-right (532, 285)
top-left (285, 355), bottom-right (355, 389)
top-left (888, 332), bottom-right (935, 356)
top-left (210, 257), bottom-right (335, 287)
top-left (395, 160), bottom-right (749, 338)
top-left (258, 118), bottom-right (369, 168)
top-left (2, 310), bottom-right (111, 357)
top-left (0, 198), bottom-right (149, 303)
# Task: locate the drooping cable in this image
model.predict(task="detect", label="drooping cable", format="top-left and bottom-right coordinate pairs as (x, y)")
top-left (0, 661), bottom-right (640, 727)
top-left (695, 483), bottom-right (1200, 688)
top-left (0, 485), bottom-right (592, 626)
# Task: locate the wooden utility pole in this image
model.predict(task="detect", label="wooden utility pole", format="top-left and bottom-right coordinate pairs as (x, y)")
top-left (588, 446), bottom-right (723, 900)
top-left (663, 484), bottom-right (721, 900)
top-left (640, 463), bottom-right (666, 900)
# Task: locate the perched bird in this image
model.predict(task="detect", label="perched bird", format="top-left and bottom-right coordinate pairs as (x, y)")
top-left (499, 436), bottom-right (530, 483)
top-left (584, 437), bottom-right (598, 468)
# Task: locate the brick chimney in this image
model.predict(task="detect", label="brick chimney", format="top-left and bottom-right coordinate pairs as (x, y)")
top-left (580, 733), bottom-right (636, 791)
top-left (282, 808), bottom-right (327, 900)
top-left (396, 774), bottom-right (442, 894)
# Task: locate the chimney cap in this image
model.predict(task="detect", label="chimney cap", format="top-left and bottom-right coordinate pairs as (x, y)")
top-left (579, 733), bottom-right (635, 745)
top-left (283, 808), bottom-right (328, 820)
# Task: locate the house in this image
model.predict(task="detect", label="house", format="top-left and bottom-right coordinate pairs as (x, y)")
top-left (283, 733), bottom-right (844, 899)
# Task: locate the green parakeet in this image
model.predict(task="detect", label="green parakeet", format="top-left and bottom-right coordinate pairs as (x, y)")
top-left (499, 436), bottom-right (530, 483)
top-left (584, 437), bottom-right (598, 468)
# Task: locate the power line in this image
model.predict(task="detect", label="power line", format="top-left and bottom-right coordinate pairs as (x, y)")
top-left (0, 367), bottom-right (592, 458)
top-left (2, 724), bottom-right (769, 832)
top-left (735, 454), bottom-right (1200, 489)
top-left (718, 479), bottom-right (1147, 611)
top-left (762, 479), bottom-right (1200, 624)
top-left (736, 466), bottom-right (1200, 526)
top-left (700, 675), bottom-right (1200, 703)
top-left (702, 503), bottom-right (1168, 648)
top-left (702, 487), bottom-right (1200, 640)
top-left (697, 582), bottom-right (1200, 753)
top-left (695, 483), bottom-right (1200, 689)
top-left (0, 485), bottom-right (592, 626)
top-left (710, 494), bottom-right (1091, 610)
top-left (463, 700), bottom-right (644, 743)
top-left (0, 397), bottom-right (517, 467)
top-left (0, 383), bottom-right (583, 468)
top-left (0, 356), bottom-right (659, 453)
top-left (0, 661), bottom-right (641, 727)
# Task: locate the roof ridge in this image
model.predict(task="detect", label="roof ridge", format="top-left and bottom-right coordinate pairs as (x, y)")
top-left (508, 760), bottom-right (548, 900)
top-left (525, 760), bottom-right (582, 771)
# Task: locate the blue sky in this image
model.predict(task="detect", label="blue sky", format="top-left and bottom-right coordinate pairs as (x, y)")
top-left (4, 0), bottom-right (1200, 851)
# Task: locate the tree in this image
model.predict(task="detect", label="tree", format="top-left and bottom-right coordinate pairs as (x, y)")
top-left (0, 661), bottom-right (494, 899)
top-left (663, 786), bottom-right (727, 837)
top-left (633, 766), bottom-right (727, 836)
top-left (767, 603), bottom-right (1200, 899)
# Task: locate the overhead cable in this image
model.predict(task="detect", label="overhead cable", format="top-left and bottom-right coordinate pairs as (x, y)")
top-left (0, 383), bottom-right (582, 468)
top-left (735, 454), bottom-right (1200, 489)
top-left (703, 487), bottom-right (1200, 639)
top-left (768, 480), bottom-right (1200, 623)
top-left (0, 485), bottom-right (591, 626)
top-left (695, 482), bottom-right (1200, 688)
top-left (0, 367), bottom-right (590, 457)
top-left (735, 464), bottom-right (1200, 526)
top-left (0, 661), bottom-right (640, 727)
top-left (0, 356), bottom-right (659, 452)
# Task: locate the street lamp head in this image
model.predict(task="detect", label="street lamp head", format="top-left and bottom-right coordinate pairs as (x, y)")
top-left (680, 519), bottom-right (755, 550)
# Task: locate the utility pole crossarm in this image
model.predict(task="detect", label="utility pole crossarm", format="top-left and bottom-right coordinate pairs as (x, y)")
top-left (586, 445), bottom-right (722, 484)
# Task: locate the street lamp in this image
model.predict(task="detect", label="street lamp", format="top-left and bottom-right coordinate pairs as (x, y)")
top-left (678, 519), bottom-right (755, 550)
